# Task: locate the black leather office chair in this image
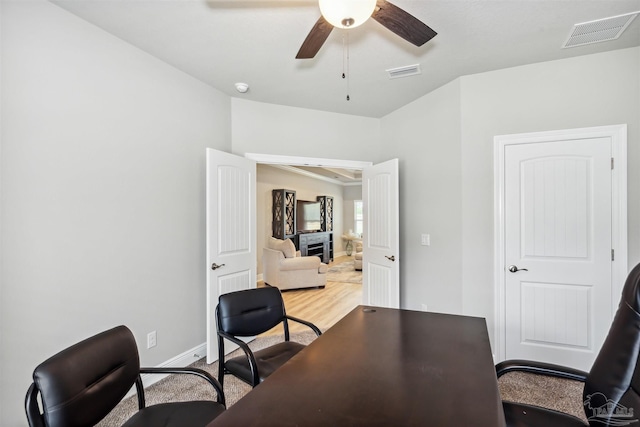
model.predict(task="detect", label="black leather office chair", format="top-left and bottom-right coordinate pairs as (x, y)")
top-left (25, 325), bottom-right (226, 427)
top-left (216, 286), bottom-right (322, 387)
top-left (496, 262), bottom-right (640, 426)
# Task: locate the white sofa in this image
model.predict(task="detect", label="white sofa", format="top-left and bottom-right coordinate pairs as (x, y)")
top-left (262, 237), bottom-right (328, 290)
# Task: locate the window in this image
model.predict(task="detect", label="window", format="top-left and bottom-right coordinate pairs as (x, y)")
top-left (354, 200), bottom-right (363, 237)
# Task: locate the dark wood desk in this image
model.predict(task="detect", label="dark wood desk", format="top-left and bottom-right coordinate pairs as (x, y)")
top-left (209, 306), bottom-right (506, 427)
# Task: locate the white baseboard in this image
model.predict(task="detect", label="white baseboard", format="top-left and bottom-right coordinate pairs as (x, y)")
top-left (126, 342), bottom-right (207, 398)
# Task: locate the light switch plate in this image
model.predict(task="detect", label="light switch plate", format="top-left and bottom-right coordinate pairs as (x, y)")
top-left (421, 234), bottom-right (430, 246)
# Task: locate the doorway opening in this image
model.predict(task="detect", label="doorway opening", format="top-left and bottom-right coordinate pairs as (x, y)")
top-left (248, 153), bottom-right (371, 332)
top-left (207, 150), bottom-right (400, 361)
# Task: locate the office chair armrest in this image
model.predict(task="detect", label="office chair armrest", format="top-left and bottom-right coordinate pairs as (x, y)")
top-left (139, 367), bottom-right (226, 406)
top-left (25, 383), bottom-right (46, 427)
top-left (286, 315), bottom-right (322, 336)
top-left (217, 331), bottom-right (256, 357)
top-left (217, 331), bottom-right (261, 384)
top-left (496, 359), bottom-right (588, 382)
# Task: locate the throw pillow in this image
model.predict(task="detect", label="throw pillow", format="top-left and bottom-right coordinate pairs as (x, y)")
top-left (281, 238), bottom-right (296, 258)
top-left (269, 237), bottom-right (296, 258)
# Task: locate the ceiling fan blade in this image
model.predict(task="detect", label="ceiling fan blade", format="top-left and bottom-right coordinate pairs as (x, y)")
top-left (296, 16), bottom-right (333, 59)
top-left (372, 0), bottom-right (437, 47)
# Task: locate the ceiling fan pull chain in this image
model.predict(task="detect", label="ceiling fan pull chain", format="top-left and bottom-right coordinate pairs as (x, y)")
top-left (342, 32), bottom-right (346, 80)
top-left (345, 32), bottom-right (350, 101)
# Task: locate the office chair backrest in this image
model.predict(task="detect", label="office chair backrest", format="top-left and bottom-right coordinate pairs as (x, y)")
top-left (584, 263), bottom-right (640, 425)
top-left (26, 326), bottom-right (140, 427)
top-left (217, 287), bottom-right (286, 337)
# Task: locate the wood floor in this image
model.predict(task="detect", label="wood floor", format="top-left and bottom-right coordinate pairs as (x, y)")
top-left (261, 255), bottom-right (362, 336)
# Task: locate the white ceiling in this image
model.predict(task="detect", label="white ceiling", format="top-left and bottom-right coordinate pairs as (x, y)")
top-left (267, 163), bottom-right (363, 184)
top-left (51, 0), bottom-right (640, 118)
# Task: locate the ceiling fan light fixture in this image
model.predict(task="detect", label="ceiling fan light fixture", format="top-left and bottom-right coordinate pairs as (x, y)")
top-left (319, 0), bottom-right (377, 29)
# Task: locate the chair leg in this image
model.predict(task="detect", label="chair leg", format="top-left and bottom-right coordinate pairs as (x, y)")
top-left (217, 336), bottom-right (225, 387)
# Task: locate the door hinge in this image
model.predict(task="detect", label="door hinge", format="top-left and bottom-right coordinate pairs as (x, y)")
top-left (612, 249), bottom-right (615, 261)
top-left (611, 158), bottom-right (614, 170)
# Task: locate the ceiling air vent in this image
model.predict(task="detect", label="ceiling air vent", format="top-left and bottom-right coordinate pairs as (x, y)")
top-left (563, 11), bottom-right (639, 48)
top-left (386, 64), bottom-right (421, 79)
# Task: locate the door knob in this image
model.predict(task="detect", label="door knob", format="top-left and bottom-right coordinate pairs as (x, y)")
top-left (385, 255), bottom-right (395, 262)
top-left (508, 265), bottom-right (528, 273)
top-left (211, 263), bottom-right (226, 271)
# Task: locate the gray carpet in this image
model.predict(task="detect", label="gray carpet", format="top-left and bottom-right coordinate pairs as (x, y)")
top-left (498, 371), bottom-right (586, 421)
top-left (98, 331), bottom-right (587, 426)
top-left (97, 331), bottom-right (319, 427)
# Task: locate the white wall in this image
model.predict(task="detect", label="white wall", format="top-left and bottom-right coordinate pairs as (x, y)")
top-left (381, 80), bottom-right (464, 314)
top-left (381, 47), bottom-right (640, 350)
top-left (459, 47), bottom-right (640, 340)
top-left (231, 98), bottom-right (383, 163)
top-left (0, 2), bottom-right (231, 425)
top-left (256, 165), bottom-right (345, 275)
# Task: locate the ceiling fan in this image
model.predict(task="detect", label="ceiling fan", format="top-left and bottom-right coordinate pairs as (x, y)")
top-left (296, 0), bottom-right (437, 59)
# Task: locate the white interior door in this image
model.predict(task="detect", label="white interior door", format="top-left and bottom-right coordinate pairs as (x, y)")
top-left (206, 148), bottom-right (256, 363)
top-left (504, 137), bottom-right (613, 371)
top-left (362, 159), bottom-right (400, 308)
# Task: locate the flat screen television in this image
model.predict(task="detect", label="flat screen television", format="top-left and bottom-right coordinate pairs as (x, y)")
top-left (296, 200), bottom-right (322, 232)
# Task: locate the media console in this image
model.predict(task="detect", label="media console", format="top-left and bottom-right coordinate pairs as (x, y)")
top-left (297, 232), bottom-right (333, 265)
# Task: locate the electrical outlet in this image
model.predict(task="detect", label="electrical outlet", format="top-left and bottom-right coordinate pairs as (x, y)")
top-left (421, 234), bottom-right (430, 246)
top-left (147, 331), bottom-right (157, 349)
top-left (421, 304), bottom-right (428, 312)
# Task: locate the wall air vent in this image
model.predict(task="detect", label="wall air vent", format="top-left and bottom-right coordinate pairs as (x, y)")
top-left (386, 64), bottom-right (421, 79)
top-left (563, 11), bottom-right (639, 48)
